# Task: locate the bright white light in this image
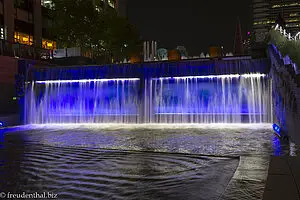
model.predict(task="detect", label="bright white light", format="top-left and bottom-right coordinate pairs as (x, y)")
top-left (152, 73), bottom-right (266, 80)
top-left (36, 78), bottom-right (140, 84)
top-left (279, 26), bottom-right (283, 34)
top-left (156, 112), bottom-right (264, 115)
top-left (27, 123), bottom-right (272, 130)
top-left (241, 74), bottom-right (266, 78)
top-left (0, 28), bottom-right (4, 39)
top-left (275, 24), bottom-right (300, 41)
top-left (34, 74), bottom-right (266, 84)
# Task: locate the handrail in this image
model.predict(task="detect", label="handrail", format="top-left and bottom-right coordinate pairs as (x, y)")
top-left (274, 24), bottom-right (300, 41)
top-left (0, 39), bottom-right (51, 60)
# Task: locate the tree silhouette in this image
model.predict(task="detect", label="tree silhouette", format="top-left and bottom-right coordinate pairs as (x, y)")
top-left (50, 0), bottom-right (140, 62)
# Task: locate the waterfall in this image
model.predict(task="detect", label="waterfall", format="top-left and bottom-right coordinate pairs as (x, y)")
top-left (25, 75), bottom-right (271, 124)
top-left (151, 75), bottom-right (272, 123)
top-left (25, 80), bottom-right (140, 124)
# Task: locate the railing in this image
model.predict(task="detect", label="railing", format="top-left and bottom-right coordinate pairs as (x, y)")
top-left (0, 39), bottom-right (51, 60)
top-left (274, 24), bottom-right (300, 41)
top-left (269, 24), bottom-right (300, 72)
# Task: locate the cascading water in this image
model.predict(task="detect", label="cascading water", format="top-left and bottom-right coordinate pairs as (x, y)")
top-left (151, 75), bottom-right (272, 123)
top-left (25, 79), bottom-right (140, 124)
top-left (25, 74), bottom-right (272, 124)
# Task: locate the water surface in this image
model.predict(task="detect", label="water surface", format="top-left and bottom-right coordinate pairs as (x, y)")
top-left (0, 124), bottom-right (296, 200)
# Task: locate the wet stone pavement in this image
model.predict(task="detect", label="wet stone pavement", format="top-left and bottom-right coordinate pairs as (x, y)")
top-left (0, 124), bottom-right (298, 200)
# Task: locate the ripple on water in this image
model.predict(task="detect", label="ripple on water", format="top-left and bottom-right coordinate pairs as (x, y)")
top-left (1, 143), bottom-right (239, 200)
top-left (1, 124), bottom-right (298, 200)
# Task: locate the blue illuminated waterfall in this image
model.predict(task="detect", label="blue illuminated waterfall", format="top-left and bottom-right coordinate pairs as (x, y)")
top-left (25, 80), bottom-right (140, 124)
top-left (151, 75), bottom-right (272, 123)
top-left (25, 75), bottom-right (272, 124)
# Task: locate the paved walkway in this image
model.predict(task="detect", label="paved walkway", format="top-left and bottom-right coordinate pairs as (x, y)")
top-left (263, 156), bottom-right (300, 200)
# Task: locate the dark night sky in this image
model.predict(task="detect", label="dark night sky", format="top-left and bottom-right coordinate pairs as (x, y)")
top-left (127, 0), bottom-right (252, 56)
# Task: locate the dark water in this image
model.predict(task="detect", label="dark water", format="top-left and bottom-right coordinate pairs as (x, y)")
top-left (0, 134), bottom-right (238, 200)
top-left (0, 124), bottom-right (297, 200)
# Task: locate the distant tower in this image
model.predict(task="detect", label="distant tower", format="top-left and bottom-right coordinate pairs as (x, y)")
top-left (233, 17), bottom-right (244, 55)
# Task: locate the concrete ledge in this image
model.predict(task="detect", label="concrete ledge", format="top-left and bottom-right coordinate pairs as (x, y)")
top-left (221, 156), bottom-right (270, 200)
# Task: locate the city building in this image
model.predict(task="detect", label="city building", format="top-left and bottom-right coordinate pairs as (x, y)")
top-left (0, 0), bottom-right (119, 53)
top-left (1, 0), bottom-right (56, 50)
top-left (253, 0), bottom-right (270, 42)
top-left (270, 0), bottom-right (300, 34)
top-left (253, 0), bottom-right (300, 42)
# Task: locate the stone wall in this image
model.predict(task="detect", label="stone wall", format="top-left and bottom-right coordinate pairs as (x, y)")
top-left (268, 44), bottom-right (300, 144)
top-left (0, 56), bottom-right (18, 114)
top-left (32, 58), bottom-right (270, 81)
top-left (0, 56), bottom-right (18, 84)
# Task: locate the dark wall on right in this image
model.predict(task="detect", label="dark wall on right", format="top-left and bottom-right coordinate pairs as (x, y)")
top-left (0, 56), bottom-right (18, 115)
top-left (269, 44), bottom-right (300, 144)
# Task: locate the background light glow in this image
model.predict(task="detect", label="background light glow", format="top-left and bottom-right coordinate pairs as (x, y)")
top-left (152, 74), bottom-right (266, 80)
top-left (35, 78), bottom-right (140, 84)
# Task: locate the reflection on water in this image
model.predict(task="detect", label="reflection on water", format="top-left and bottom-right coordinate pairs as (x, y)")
top-left (6, 124), bottom-right (294, 156)
top-left (272, 137), bottom-right (282, 156)
top-left (0, 136), bottom-right (238, 200)
top-left (0, 124), bottom-right (298, 200)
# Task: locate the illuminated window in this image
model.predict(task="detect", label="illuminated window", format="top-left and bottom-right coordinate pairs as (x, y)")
top-left (14, 32), bottom-right (33, 45)
top-left (286, 23), bottom-right (300, 27)
top-left (42, 39), bottom-right (57, 50)
top-left (272, 3), bottom-right (300, 8)
top-left (290, 13), bottom-right (298, 17)
top-left (253, 20), bottom-right (275, 25)
top-left (0, 28), bottom-right (4, 39)
top-left (287, 19), bottom-right (300, 22)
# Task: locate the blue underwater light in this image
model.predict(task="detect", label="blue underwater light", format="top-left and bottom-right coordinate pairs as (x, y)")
top-left (0, 121), bottom-right (4, 127)
top-left (272, 124), bottom-right (281, 136)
